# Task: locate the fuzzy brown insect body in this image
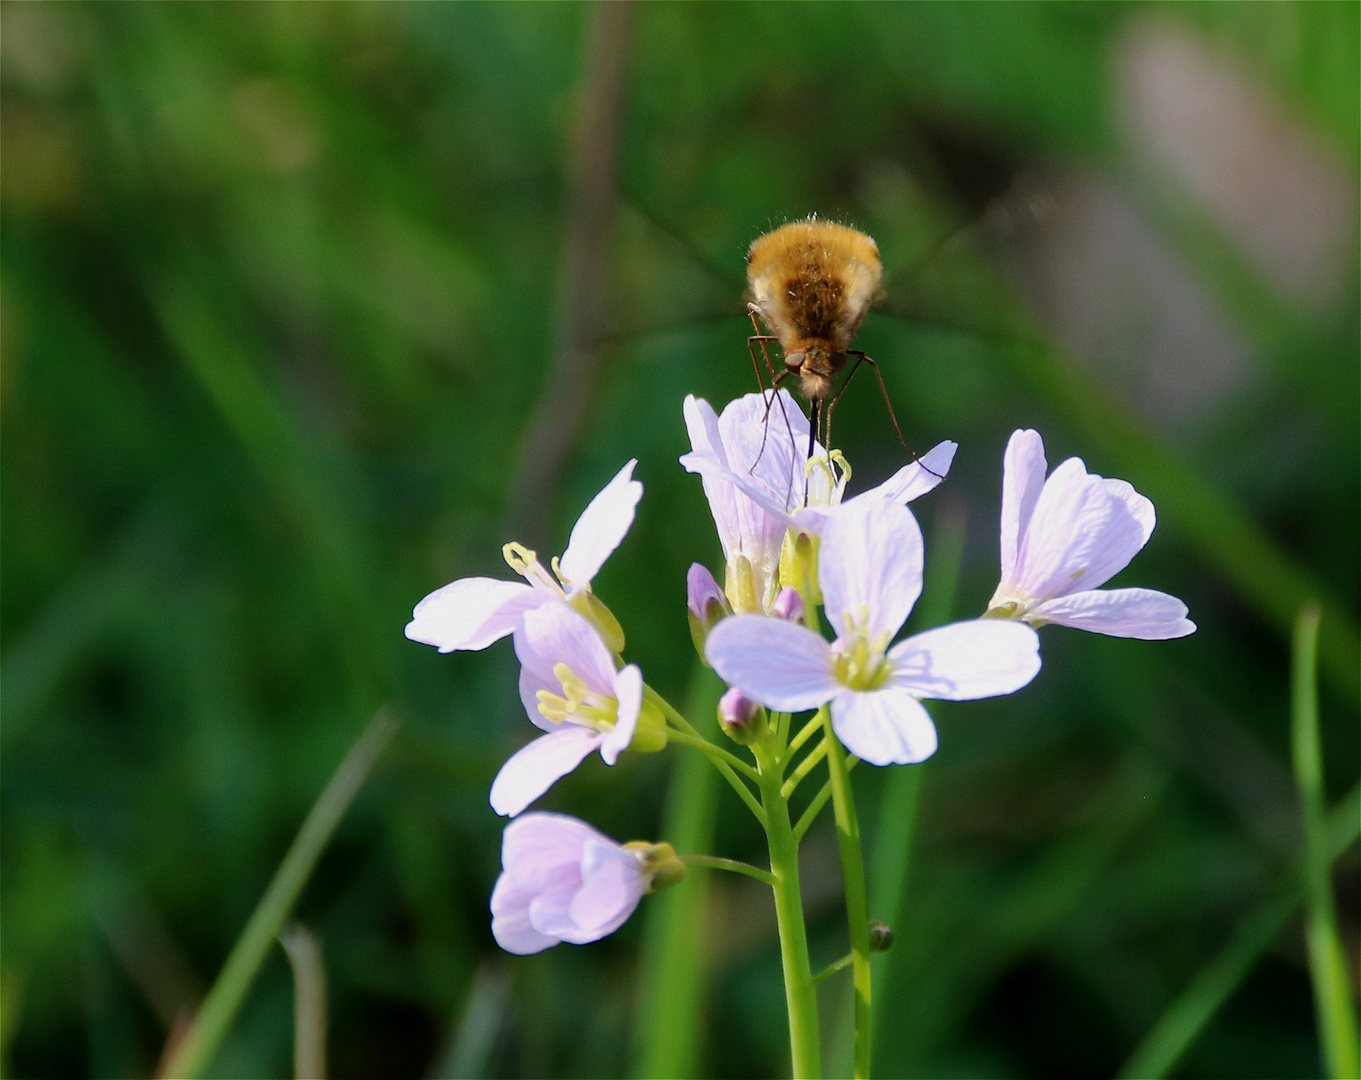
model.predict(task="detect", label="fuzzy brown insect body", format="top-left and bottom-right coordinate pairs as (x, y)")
top-left (746, 218), bottom-right (883, 402)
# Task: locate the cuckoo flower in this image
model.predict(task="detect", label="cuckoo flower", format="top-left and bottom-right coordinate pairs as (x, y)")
top-left (680, 390), bottom-right (957, 541)
top-left (491, 813), bottom-right (684, 954)
top-left (405, 460), bottom-right (642, 653)
top-left (706, 498), bottom-right (1041, 765)
top-left (490, 603), bottom-right (664, 817)
top-left (985, 430), bottom-right (1195, 639)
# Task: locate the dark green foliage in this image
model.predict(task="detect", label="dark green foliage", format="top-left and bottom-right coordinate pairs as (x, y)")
top-left (2, 2), bottom-right (1356, 1077)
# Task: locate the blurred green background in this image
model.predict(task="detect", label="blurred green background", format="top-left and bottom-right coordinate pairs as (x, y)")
top-left (2, 2), bottom-right (1357, 1077)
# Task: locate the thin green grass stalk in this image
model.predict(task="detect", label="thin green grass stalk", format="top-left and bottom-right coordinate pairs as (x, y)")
top-left (161, 710), bottom-right (399, 1079)
top-left (1117, 785), bottom-right (1361, 1078)
top-left (1291, 604), bottom-right (1360, 1080)
top-left (753, 740), bottom-right (822, 1079)
top-left (823, 709), bottom-right (872, 1080)
top-left (633, 664), bottom-right (724, 1080)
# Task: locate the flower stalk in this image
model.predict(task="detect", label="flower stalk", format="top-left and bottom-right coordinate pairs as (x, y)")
top-left (754, 740), bottom-right (822, 1079)
top-left (823, 708), bottom-right (873, 1080)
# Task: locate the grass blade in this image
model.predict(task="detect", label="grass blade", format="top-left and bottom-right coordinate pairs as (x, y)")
top-left (1291, 604), bottom-right (1360, 1080)
top-left (160, 709), bottom-right (399, 1079)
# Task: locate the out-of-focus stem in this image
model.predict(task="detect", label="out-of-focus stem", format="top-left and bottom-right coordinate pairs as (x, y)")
top-left (1291, 603), bottom-right (1359, 1080)
top-left (279, 922), bottom-right (327, 1080)
top-left (161, 710), bottom-right (398, 1079)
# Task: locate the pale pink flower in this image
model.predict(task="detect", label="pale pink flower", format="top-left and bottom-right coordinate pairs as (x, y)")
top-left (706, 498), bottom-right (1041, 765)
top-left (405, 460), bottom-right (642, 652)
top-left (491, 814), bottom-right (647, 954)
top-left (490, 604), bottom-right (657, 817)
top-left (987, 430), bottom-right (1195, 639)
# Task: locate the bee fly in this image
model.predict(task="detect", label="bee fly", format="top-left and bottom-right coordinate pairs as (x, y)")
top-left (745, 216), bottom-right (911, 463)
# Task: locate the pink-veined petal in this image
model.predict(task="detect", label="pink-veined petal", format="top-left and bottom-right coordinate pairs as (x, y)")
top-left (490, 874), bottom-right (560, 954)
top-left (600, 664), bottom-right (642, 765)
top-left (405, 577), bottom-right (540, 652)
top-left (517, 657), bottom-right (561, 734)
top-left (501, 812), bottom-right (597, 888)
top-left (866, 441), bottom-right (958, 505)
top-left (1000, 429), bottom-right (1048, 583)
top-left (517, 603), bottom-right (618, 696)
top-left (1032, 588), bottom-right (1196, 639)
top-left (705, 615), bottom-right (839, 712)
top-left (558, 460), bottom-right (643, 588)
top-left (888, 619), bottom-right (1041, 701)
top-left (489, 727), bottom-right (604, 817)
top-left (1011, 458), bottom-right (1116, 600)
top-left (829, 686), bottom-right (938, 766)
top-left (564, 840), bottom-right (645, 941)
top-left (1064, 487), bottom-right (1154, 592)
top-left (819, 498), bottom-right (923, 641)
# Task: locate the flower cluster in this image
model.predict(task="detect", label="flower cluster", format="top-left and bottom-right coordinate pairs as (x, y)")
top-left (405, 389), bottom-right (1193, 954)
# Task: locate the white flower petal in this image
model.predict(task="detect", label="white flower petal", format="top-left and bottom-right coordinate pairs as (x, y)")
top-left (1011, 458), bottom-right (1117, 600)
top-left (601, 664), bottom-right (643, 765)
top-left (888, 619), bottom-right (1041, 701)
top-left (405, 577), bottom-right (540, 652)
top-left (490, 874), bottom-right (559, 954)
top-left (489, 727), bottom-right (604, 817)
top-left (1000, 429), bottom-right (1048, 584)
top-left (517, 603), bottom-right (618, 696)
top-left (866, 441), bottom-right (958, 504)
top-left (705, 615), bottom-right (840, 712)
top-left (557, 460), bottom-right (643, 588)
top-left (1032, 588), bottom-right (1196, 639)
top-left (1102, 477), bottom-right (1155, 546)
top-left (819, 498), bottom-right (923, 641)
top-left (829, 686), bottom-right (938, 766)
top-left (564, 840), bottom-right (645, 940)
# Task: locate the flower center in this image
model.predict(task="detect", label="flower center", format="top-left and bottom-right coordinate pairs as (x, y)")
top-left (831, 613), bottom-right (892, 691)
top-left (804, 449), bottom-right (850, 509)
top-left (536, 662), bottom-right (617, 731)
top-left (984, 585), bottom-right (1037, 622)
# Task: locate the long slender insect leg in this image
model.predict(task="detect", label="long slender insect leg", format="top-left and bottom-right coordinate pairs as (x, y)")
top-left (843, 350), bottom-right (943, 479)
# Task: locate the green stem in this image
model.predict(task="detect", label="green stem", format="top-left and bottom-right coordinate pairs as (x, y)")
top-left (786, 712), bottom-right (824, 761)
top-left (1291, 603), bottom-right (1359, 1080)
top-left (753, 742), bottom-right (822, 1079)
top-left (823, 710), bottom-right (872, 1080)
top-left (664, 726), bottom-right (761, 782)
top-left (782, 736), bottom-right (829, 798)
top-left (162, 709), bottom-right (399, 1079)
top-left (792, 757), bottom-right (859, 844)
top-left (813, 953), bottom-right (855, 986)
top-left (681, 854), bottom-right (777, 887)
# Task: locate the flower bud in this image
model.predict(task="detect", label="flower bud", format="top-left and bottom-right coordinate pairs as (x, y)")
top-left (718, 687), bottom-right (767, 746)
top-left (868, 919), bottom-right (894, 953)
top-left (628, 697), bottom-right (668, 754)
top-left (567, 589), bottom-right (626, 654)
top-left (771, 586), bottom-right (806, 624)
top-left (779, 530), bottom-right (821, 606)
top-left (725, 554), bottom-right (761, 614)
top-left (624, 841), bottom-right (687, 894)
top-left (687, 563), bottom-right (731, 659)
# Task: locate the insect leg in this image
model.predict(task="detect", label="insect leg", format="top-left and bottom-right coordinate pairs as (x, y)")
top-left (842, 350), bottom-right (942, 478)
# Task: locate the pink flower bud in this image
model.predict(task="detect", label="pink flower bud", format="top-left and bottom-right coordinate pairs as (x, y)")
top-left (771, 586), bottom-right (806, 623)
top-left (687, 563), bottom-right (730, 657)
top-left (717, 686), bottom-right (767, 746)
